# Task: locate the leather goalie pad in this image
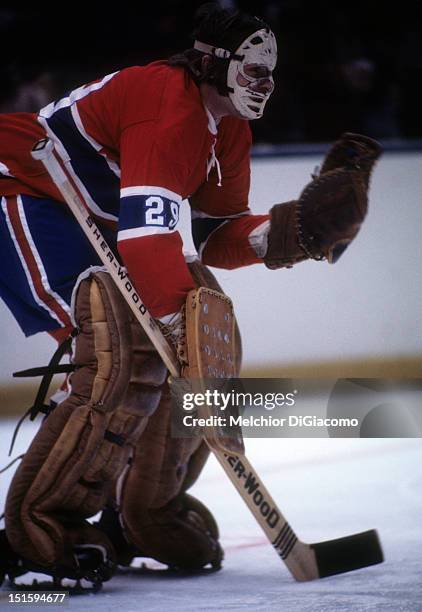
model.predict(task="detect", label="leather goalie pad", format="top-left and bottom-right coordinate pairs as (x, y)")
top-left (107, 379), bottom-right (220, 570)
top-left (5, 270), bottom-right (167, 579)
top-left (100, 261), bottom-right (243, 570)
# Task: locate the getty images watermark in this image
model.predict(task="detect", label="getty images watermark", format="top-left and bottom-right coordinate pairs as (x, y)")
top-left (171, 378), bottom-right (422, 438)
top-left (180, 387), bottom-right (360, 431)
top-left (169, 378), bottom-right (422, 439)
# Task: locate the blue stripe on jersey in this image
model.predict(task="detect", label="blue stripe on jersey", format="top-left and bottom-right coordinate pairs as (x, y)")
top-left (44, 107), bottom-right (120, 218)
top-left (119, 194), bottom-right (180, 235)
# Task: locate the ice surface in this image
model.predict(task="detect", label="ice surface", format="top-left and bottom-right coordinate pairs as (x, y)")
top-left (0, 418), bottom-right (421, 611)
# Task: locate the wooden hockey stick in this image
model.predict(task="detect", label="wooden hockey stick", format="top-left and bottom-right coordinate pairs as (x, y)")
top-left (31, 137), bottom-right (383, 581)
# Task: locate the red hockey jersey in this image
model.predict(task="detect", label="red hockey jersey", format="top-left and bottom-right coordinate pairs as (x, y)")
top-left (0, 62), bottom-right (268, 317)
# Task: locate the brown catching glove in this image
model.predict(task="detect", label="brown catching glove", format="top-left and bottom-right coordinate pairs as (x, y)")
top-left (264, 133), bottom-right (382, 269)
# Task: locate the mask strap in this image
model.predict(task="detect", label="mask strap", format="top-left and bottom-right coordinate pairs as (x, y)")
top-left (194, 41), bottom-right (243, 62)
top-left (194, 40), bottom-right (231, 58)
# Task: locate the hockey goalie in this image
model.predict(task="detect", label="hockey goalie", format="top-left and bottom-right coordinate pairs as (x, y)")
top-left (0, 3), bottom-right (381, 588)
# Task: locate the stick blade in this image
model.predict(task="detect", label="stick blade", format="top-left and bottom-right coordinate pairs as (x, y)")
top-left (311, 529), bottom-right (384, 578)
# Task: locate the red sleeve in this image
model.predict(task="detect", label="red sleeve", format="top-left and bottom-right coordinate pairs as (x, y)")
top-left (116, 67), bottom-right (213, 318)
top-left (201, 214), bottom-right (270, 269)
top-left (117, 120), bottom-right (198, 317)
top-left (118, 233), bottom-right (195, 317)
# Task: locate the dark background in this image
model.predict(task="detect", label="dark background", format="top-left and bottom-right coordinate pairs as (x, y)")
top-left (1, 1), bottom-right (421, 144)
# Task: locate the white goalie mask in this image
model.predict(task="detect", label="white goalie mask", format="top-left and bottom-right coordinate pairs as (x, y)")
top-left (194, 28), bottom-right (277, 120)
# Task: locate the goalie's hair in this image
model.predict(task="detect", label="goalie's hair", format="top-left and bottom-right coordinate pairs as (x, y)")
top-left (167, 2), bottom-right (269, 95)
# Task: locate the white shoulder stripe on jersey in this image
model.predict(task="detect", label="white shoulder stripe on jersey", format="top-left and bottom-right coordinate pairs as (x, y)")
top-left (71, 104), bottom-right (102, 151)
top-left (117, 225), bottom-right (177, 241)
top-left (37, 116), bottom-right (118, 223)
top-left (71, 104), bottom-right (121, 179)
top-left (39, 71), bottom-right (119, 118)
top-left (121, 186), bottom-right (182, 203)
